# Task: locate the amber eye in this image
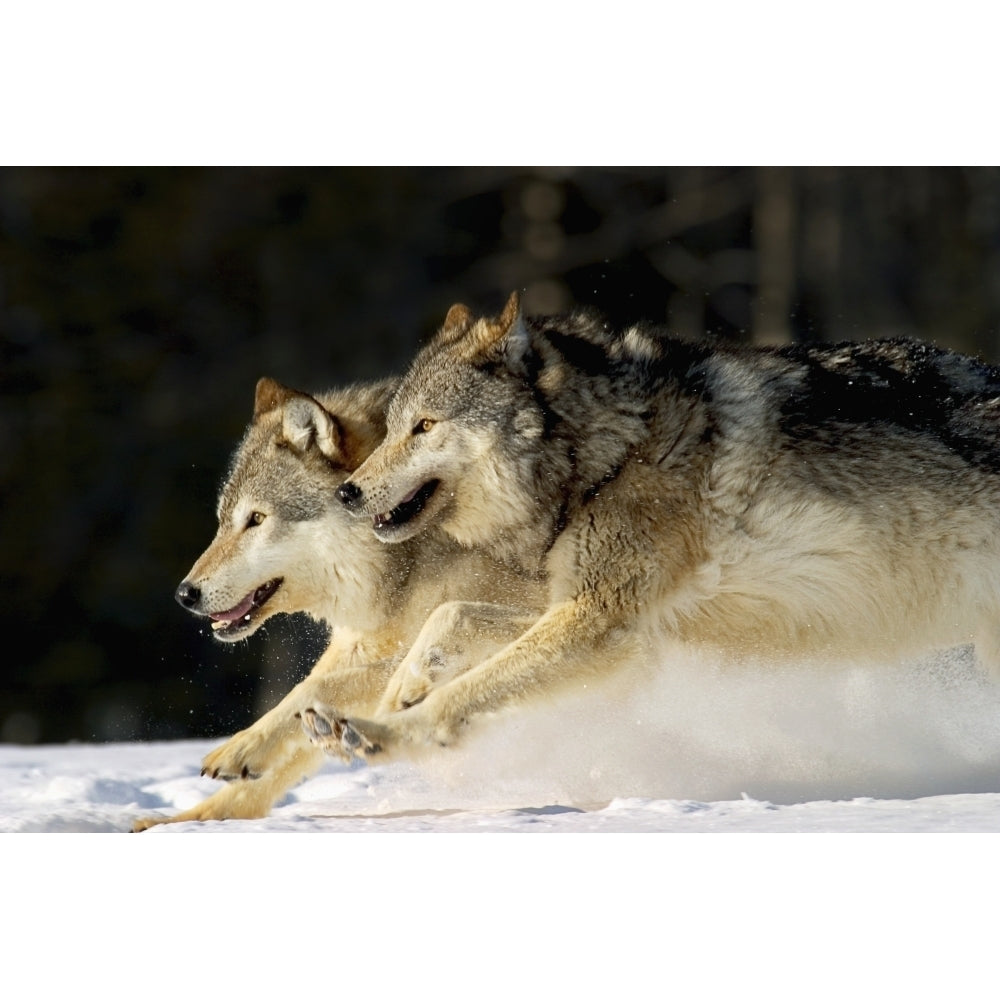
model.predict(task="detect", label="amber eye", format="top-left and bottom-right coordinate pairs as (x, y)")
top-left (246, 511), bottom-right (266, 528)
top-left (412, 418), bottom-right (436, 435)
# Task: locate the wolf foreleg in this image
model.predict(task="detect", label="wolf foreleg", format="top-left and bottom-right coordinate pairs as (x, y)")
top-left (332, 596), bottom-right (641, 762)
top-left (131, 743), bottom-right (325, 830)
top-left (201, 653), bottom-right (400, 781)
top-left (378, 600), bottom-right (539, 714)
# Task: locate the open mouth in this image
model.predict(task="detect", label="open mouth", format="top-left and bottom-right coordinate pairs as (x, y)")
top-left (208, 578), bottom-right (282, 638)
top-left (372, 480), bottom-right (440, 535)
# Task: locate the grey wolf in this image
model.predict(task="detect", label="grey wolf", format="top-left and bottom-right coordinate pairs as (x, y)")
top-left (133, 375), bottom-right (545, 830)
top-left (309, 292), bottom-right (1000, 761)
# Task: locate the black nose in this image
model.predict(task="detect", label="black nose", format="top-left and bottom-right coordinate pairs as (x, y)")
top-left (337, 480), bottom-right (363, 508)
top-left (175, 581), bottom-right (201, 610)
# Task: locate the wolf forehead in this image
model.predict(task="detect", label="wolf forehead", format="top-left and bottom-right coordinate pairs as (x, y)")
top-left (216, 424), bottom-right (333, 523)
top-left (386, 353), bottom-right (521, 424)
top-left (385, 307), bottom-right (641, 420)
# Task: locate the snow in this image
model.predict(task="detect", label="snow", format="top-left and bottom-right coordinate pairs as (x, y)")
top-left (3, 736), bottom-right (997, 834)
top-left (6, 648), bottom-right (1000, 994)
top-left (5, 645), bottom-right (1000, 834)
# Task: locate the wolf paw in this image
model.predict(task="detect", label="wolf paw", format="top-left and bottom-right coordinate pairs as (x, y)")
top-left (379, 660), bottom-right (435, 715)
top-left (379, 644), bottom-right (461, 714)
top-left (342, 706), bottom-right (463, 763)
top-left (132, 815), bottom-right (166, 832)
top-left (300, 705), bottom-right (402, 761)
top-left (338, 717), bottom-right (386, 758)
top-left (200, 728), bottom-right (273, 781)
top-left (299, 707), bottom-right (357, 762)
top-left (201, 735), bottom-right (258, 781)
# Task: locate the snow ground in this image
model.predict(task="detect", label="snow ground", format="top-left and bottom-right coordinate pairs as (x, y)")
top-left (5, 646), bottom-right (1000, 833)
top-left (7, 648), bottom-right (1000, 996)
top-left (2, 736), bottom-right (998, 833)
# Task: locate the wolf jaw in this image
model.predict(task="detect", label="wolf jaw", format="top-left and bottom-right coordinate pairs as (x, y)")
top-left (371, 479), bottom-right (441, 540)
top-left (208, 578), bottom-right (283, 641)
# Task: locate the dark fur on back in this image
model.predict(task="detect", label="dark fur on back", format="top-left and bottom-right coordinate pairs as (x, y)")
top-left (774, 339), bottom-right (1000, 471)
top-left (520, 310), bottom-right (1000, 479)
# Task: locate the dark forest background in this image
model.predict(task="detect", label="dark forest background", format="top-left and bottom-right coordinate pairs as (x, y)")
top-left (3, 166), bottom-right (1000, 746)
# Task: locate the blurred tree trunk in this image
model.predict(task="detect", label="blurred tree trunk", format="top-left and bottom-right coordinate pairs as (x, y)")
top-left (753, 167), bottom-right (796, 345)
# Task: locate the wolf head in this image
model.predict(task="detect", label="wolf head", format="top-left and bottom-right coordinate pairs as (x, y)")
top-left (175, 377), bottom-right (396, 642)
top-left (337, 293), bottom-right (553, 560)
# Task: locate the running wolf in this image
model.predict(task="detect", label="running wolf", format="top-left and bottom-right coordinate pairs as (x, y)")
top-left (312, 292), bottom-right (1000, 761)
top-left (132, 375), bottom-right (544, 830)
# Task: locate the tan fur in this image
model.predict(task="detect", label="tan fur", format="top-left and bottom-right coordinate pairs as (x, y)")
top-left (133, 376), bottom-right (545, 829)
top-left (315, 295), bottom-right (1000, 762)
top-left (441, 303), bottom-right (474, 340)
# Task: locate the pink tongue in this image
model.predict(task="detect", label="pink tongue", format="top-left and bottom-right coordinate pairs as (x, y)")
top-left (400, 483), bottom-right (422, 504)
top-left (210, 593), bottom-right (256, 622)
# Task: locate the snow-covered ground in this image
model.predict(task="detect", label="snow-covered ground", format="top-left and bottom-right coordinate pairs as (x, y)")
top-left (5, 646), bottom-right (1000, 833)
top-left (7, 648), bottom-right (999, 996)
top-left (2, 735), bottom-right (997, 833)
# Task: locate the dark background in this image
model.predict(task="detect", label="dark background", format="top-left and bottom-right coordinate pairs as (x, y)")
top-left (3, 166), bottom-right (1000, 746)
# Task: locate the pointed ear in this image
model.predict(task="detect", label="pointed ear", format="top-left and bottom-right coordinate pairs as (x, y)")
top-left (280, 395), bottom-right (344, 461)
top-left (443, 303), bottom-right (473, 335)
top-left (433, 302), bottom-right (475, 346)
top-left (475, 291), bottom-right (530, 371)
top-left (431, 292), bottom-right (531, 369)
top-left (254, 377), bottom-right (297, 419)
top-left (497, 290), bottom-right (520, 331)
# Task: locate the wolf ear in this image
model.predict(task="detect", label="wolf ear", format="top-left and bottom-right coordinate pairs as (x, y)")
top-left (254, 377), bottom-right (296, 418)
top-left (432, 302), bottom-right (475, 346)
top-left (281, 396), bottom-right (343, 459)
top-left (433, 292), bottom-right (530, 370)
top-left (255, 377), bottom-right (344, 459)
top-left (443, 303), bottom-right (473, 335)
top-left (489, 291), bottom-right (530, 372)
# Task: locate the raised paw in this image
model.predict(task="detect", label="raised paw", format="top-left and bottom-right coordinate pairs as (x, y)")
top-left (299, 705), bottom-right (390, 760)
top-left (337, 704), bottom-right (461, 763)
top-left (298, 707), bottom-right (355, 762)
top-left (338, 717), bottom-right (384, 758)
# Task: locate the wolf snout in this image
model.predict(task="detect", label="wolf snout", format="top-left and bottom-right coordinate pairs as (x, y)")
top-left (175, 580), bottom-right (202, 610)
top-left (337, 480), bottom-right (364, 510)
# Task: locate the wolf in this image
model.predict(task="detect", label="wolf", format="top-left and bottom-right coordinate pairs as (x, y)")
top-left (132, 375), bottom-right (545, 830)
top-left (306, 292), bottom-right (1000, 761)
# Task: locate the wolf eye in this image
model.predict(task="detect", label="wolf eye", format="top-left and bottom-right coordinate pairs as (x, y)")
top-left (412, 418), bottom-right (436, 435)
top-left (246, 511), bottom-right (266, 528)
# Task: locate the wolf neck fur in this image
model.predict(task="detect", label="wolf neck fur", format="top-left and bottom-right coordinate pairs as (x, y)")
top-left (513, 317), bottom-right (706, 541)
